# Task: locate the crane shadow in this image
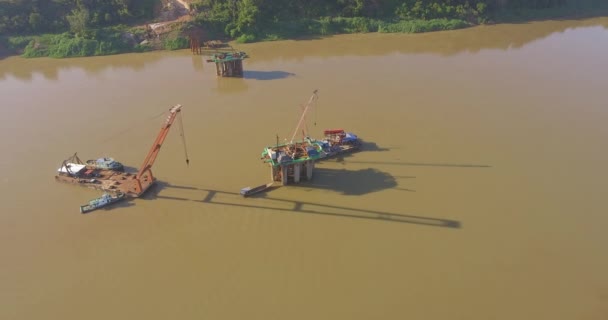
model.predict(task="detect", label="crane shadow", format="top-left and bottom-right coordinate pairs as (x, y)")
top-left (143, 182), bottom-right (460, 229)
top-left (345, 160), bottom-right (491, 168)
top-left (318, 140), bottom-right (489, 169)
top-left (317, 141), bottom-right (490, 169)
top-left (243, 70), bottom-right (295, 80)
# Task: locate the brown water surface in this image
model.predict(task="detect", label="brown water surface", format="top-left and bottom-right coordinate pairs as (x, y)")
top-left (1, 18), bottom-right (608, 320)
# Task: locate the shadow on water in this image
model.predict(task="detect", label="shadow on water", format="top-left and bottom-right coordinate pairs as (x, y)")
top-left (321, 141), bottom-right (391, 163)
top-left (0, 51), bottom-right (167, 82)
top-left (360, 141), bottom-right (391, 152)
top-left (319, 142), bottom-right (490, 169)
top-left (290, 167), bottom-right (398, 195)
top-left (191, 55), bottom-right (205, 72)
top-left (243, 70), bottom-right (295, 80)
top-left (346, 160), bottom-right (491, 168)
top-left (144, 181), bottom-right (460, 229)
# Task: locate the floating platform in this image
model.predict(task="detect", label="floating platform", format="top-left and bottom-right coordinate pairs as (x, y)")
top-left (258, 90), bottom-right (362, 185)
top-left (262, 138), bottom-right (324, 167)
top-left (55, 164), bottom-right (155, 198)
top-left (261, 137), bottom-right (323, 185)
top-left (260, 130), bottom-right (361, 185)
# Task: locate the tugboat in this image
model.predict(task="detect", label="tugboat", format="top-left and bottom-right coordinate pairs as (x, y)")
top-left (86, 157), bottom-right (124, 171)
top-left (80, 192), bottom-right (126, 214)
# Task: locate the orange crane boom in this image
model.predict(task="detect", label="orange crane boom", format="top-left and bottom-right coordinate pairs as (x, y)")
top-left (134, 104), bottom-right (183, 193)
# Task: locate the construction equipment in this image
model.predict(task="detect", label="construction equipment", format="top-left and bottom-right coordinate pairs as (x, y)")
top-left (134, 104), bottom-right (187, 194)
top-left (55, 104), bottom-right (188, 198)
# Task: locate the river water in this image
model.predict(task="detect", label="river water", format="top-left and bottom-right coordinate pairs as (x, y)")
top-left (1, 17), bottom-right (607, 320)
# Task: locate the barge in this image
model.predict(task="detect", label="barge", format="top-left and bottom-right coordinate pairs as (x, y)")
top-left (55, 104), bottom-right (187, 198)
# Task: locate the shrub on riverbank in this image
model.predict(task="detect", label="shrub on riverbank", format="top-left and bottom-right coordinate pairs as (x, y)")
top-left (242, 17), bottom-right (469, 42)
top-left (163, 36), bottom-right (189, 50)
top-left (4, 26), bottom-right (146, 58)
top-left (377, 19), bottom-right (469, 33)
top-left (18, 28), bottom-right (134, 58)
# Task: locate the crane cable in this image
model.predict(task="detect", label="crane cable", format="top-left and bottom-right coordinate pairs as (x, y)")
top-left (314, 92), bottom-right (319, 127)
top-left (97, 110), bottom-right (167, 146)
top-left (178, 111), bottom-right (190, 166)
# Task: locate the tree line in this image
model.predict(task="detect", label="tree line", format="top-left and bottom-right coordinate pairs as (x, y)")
top-left (189, 0), bottom-right (575, 41)
top-left (0, 0), bottom-right (156, 34)
top-left (1, 0), bottom-right (575, 36)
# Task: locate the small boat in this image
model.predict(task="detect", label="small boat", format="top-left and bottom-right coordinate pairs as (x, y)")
top-left (86, 157), bottom-right (124, 171)
top-left (240, 182), bottom-right (275, 197)
top-left (80, 192), bottom-right (126, 214)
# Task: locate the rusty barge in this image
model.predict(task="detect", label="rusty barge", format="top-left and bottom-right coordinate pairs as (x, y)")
top-left (55, 104), bottom-right (186, 198)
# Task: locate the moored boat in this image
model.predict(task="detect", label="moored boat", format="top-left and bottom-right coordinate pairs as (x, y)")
top-left (323, 129), bottom-right (361, 147)
top-left (240, 182), bottom-right (275, 197)
top-left (80, 192), bottom-right (126, 214)
top-left (318, 129), bottom-right (362, 158)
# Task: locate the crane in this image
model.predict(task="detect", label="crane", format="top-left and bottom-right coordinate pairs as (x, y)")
top-left (133, 104), bottom-right (189, 195)
top-left (289, 89), bottom-right (318, 144)
top-left (54, 104), bottom-right (189, 201)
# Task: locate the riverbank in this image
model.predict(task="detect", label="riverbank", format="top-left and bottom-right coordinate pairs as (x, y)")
top-left (0, 17), bottom-right (470, 59)
top-left (1, 3), bottom-right (607, 60)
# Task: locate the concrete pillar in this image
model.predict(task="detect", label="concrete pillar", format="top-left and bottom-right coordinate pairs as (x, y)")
top-left (294, 163), bottom-right (301, 183)
top-left (306, 161), bottom-right (313, 180)
top-left (236, 60), bottom-right (243, 76)
top-left (281, 166), bottom-right (288, 185)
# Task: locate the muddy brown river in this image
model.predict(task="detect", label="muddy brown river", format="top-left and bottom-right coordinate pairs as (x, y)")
top-left (1, 17), bottom-right (607, 319)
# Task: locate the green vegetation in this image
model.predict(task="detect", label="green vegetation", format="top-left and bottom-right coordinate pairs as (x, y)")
top-left (190, 0), bottom-right (581, 42)
top-left (8, 26), bottom-right (140, 58)
top-left (0, 0), bottom-right (156, 34)
top-left (0, 0), bottom-right (156, 57)
top-left (163, 35), bottom-right (189, 50)
top-left (0, 0), bottom-right (606, 58)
